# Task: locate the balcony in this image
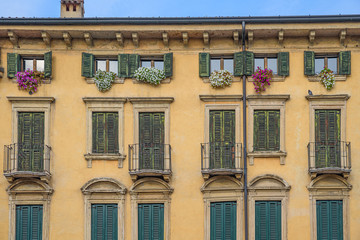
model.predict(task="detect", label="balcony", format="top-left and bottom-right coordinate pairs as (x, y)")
top-left (3, 143), bottom-right (51, 183)
top-left (308, 141), bottom-right (351, 178)
top-left (129, 143), bottom-right (171, 181)
top-left (201, 142), bottom-right (243, 180)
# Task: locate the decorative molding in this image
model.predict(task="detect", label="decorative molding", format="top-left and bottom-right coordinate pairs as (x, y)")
top-left (162, 32), bottom-right (169, 47)
top-left (41, 31), bottom-right (51, 47)
top-left (182, 32), bottom-right (188, 46)
top-left (305, 94), bottom-right (350, 101)
top-left (233, 31), bottom-right (240, 45)
top-left (247, 151), bottom-right (287, 165)
top-left (7, 96), bottom-right (55, 103)
top-left (203, 32), bottom-right (209, 46)
top-left (248, 30), bottom-right (254, 45)
top-left (84, 154), bottom-right (126, 168)
top-left (199, 95), bottom-right (243, 102)
top-left (8, 31), bottom-right (19, 48)
top-left (132, 32), bottom-right (139, 47)
top-left (84, 32), bottom-right (93, 47)
top-left (307, 75), bottom-right (347, 82)
top-left (247, 94), bottom-right (290, 101)
top-left (278, 30), bottom-right (284, 44)
top-left (309, 30), bottom-right (315, 44)
top-left (116, 32), bottom-right (124, 47)
top-left (63, 32), bottom-right (72, 48)
top-left (339, 29), bottom-right (346, 45)
top-left (82, 97), bottom-right (127, 103)
top-left (128, 97), bottom-right (174, 104)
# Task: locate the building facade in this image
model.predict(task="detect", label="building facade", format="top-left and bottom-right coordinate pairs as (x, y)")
top-left (0, 2), bottom-right (359, 240)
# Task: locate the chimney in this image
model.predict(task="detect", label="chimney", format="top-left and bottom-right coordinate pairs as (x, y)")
top-left (60, 0), bottom-right (85, 18)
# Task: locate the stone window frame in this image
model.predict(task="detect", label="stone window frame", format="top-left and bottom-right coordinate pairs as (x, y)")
top-left (81, 178), bottom-right (127, 240)
top-left (200, 176), bottom-right (244, 240)
top-left (83, 97), bottom-right (127, 168)
top-left (306, 94), bottom-right (350, 171)
top-left (247, 95), bottom-right (290, 165)
top-left (129, 178), bottom-right (173, 240)
top-left (307, 174), bottom-right (352, 240)
top-left (248, 174), bottom-right (291, 240)
top-left (7, 179), bottom-right (53, 240)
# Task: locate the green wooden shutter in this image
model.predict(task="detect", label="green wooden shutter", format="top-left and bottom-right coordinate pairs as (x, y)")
top-left (16, 205), bottom-right (43, 240)
top-left (234, 52), bottom-right (244, 76)
top-left (339, 51), bottom-right (351, 75)
top-left (7, 53), bottom-right (21, 78)
top-left (92, 113), bottom-right (106, 153)
top-left (32, 113), bottom-right (45, 172)
top-left (129, 54), bottom-right (140, 77)
top-left (164, 53), bottom-right (173, 78)
top-left (268, 111), bottom-right (280, 151)
top-left (138, 204), bottom-right (164, 240)
top-left (317, 201), bottom-right (343, 240)
top-left (210, 202), bottom-right (236, 240)
top-left (44, 51), bottom-right (52, 78)
top-left (254, 111), bottom-right (267, 151)
top-left (304, 51), bottom-right (315, 76)
top-left (255, 201), bottom-right (281, 240)
top-left (199, 53), bottom-right (210, 77)
top-left (118, 54), bottom-right (129, 78)
top-left (106, 113), bottom-right (119, 154)
top-left (254, 110), bottom-right (280, 151)
top-left (244, 51), bottom-right (254, 76)
top-left (277, 52), bottom-right (289, 76)
top-left (91, 204), bottom-right (118, 240)
top-left (82, 52), bottom-right (94, 78)
top-left (92, 112), bottom-right (118, 154)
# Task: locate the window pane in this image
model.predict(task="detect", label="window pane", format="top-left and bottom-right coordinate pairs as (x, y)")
top-left (328, 58), bottom-right (337, 74)
top-left (141, 60), bottom-right (151, 68)
top-left (267, 58), bottom-right (277, 74)
top-left (210, 59), bottom-right (221, 72)
top-left (36, 60), bottom-right (44, 72)
top-left (154, 61), bottom-right (164, 70)
top-left (223, 59), bottom-right (234, 74)
top-left (109, 60), bottom-right (118, 74)
top-left (96, 60), bottom-right (106, 71)
top-left (254, 58), bottom-right (264, 71)
top-left (24, 60), bottom-right (33, 71)
top-left (315, 58), bottom-right (325, 74)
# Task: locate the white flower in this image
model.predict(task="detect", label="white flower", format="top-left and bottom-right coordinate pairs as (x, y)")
top-left (209, 70), bottom-right (233, 88)
top-left (134, 67), bottom-right (166, 85)
top-left (94, 70), bottom-right (116, 92)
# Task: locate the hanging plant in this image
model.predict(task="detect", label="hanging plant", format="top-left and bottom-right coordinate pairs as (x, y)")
top-left (15, 70), bottom-right (44, 95)
top-left (134, 67), bottom-right (166, 85)
top-left (319, 67), bottom-right (335, 90)
top-left (94, 70), bottom-right (116, 92)
top-left (209, 70), bottom-right (233, 88)
top-left (252, 67), bottom-right (273, 94)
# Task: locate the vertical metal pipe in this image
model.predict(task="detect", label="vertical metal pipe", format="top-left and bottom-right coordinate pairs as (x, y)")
top-left (242, 20), bottom-right (249, 240)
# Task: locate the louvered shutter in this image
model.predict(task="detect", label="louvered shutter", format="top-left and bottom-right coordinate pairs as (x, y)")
top-left (7, 53), bottom-right (21, 78)
top-left (128, 54), bottom-right (140, 77)
top-left (164, 53), bottom-right (173, 78)
top-left (91, 204), bottom-right (118, 240)
top-left (277, 52), bottom-right (289, 76)
top-left (199, 53), bottom-right (210, 77)
top-left (304, 51), bottom-right (315, 75)
top-left (223, 111), bottom-right (235, 168)
top-left (234, 52), bottom-right (244, 76)
top-left (210, 202), bottom-right (236, 240)
top-left (152, 113), bottom-right (164, 170)
top-left (244, 51), bottom-right (254, 76)
top-left (268, 111), bottom-right (280, 151)
top-left (255, 202), bottom-right (268, 240)
top-left (118, 54), bottom-right (129, 77)
top-left (254, 111), bottom-right (267, 151)
top-left (32, 113), bottom-right (45, 172)
top-left (268, 202), bottom-right (281, 240)
top-left (209, 111), bottom-right (223, 169)
top-left (82, 52), bottom-right (94, 78)
top-left (223, 202), bottom-right (236, 240)
top-left (138, 204), bottom-right (164, 240)
top-left (92, 113), bottom-right (106, 153)
top-left (44, 51), bottom-right (52, 78)
top-left (316, 201), bottom-right (343, 240)
top-left (106, 113), bottom-right (119, 154)
top-left (16, 205), bottom-right (43, 240)
top-left (339, 51), bottom-right (351, 75)
top-left (255, 201), bottom-right (281, 240)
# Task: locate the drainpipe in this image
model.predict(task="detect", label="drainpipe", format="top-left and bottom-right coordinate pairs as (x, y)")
top-left (241, 20), bottom-right (249, 240)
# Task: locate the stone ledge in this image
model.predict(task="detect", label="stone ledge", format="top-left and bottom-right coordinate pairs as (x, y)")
top-left (199, 95), bottom-right (243, 102)
top-left (248, 151), bottom-right (287, 165)
top-left (307, 75), bottom-right (347, 82)
top-left (84, 153), bottom-right (126, 168)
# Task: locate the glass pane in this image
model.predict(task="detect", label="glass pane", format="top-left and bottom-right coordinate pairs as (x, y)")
top-left (328, 58), bottom-right (338, 74)
top-left (109, 60), bottom-right (118, 74)
top-left (36, 60), bottom-right (44, 72)
top-left (210, 59), bottom-right (221, 72)
top-left (223, 59), bottom-right (234, 74)
top-left (267, 58), bottom-right (277, 74)
top-left (96, 60), bottom-right (106, 71)
top-left (154, 61), bottom-right (164, 70)
top-left (141, 60), bottom-right (151, 68)
top-left (24, 60), bottom-right (33, 71)
top-left (315, 58), bottom-right (325, 74)
top-left (254, 58), bottom-right (264, 71)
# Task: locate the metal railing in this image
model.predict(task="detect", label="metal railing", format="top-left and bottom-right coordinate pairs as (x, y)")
top-left (201, 142), bottom-right (242, 172)
top-left (308, 141), bottom-right (351, 171)
top-left (129, 143), bottom-right (171, 173)
top-left (4, 143), bottom-right (51, 174)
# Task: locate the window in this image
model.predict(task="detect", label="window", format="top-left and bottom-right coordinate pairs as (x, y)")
top-left (314, 55), bottom-right (338, 74)
top-left (95, 58), bottom-right (118, 73)
top-left (253, 110), bottom-right (280, 151)
top-left (138, 204), bottom-right (164, 240)
top-left (141, 56), bottom-right (165, 71)
top-left (254, 55), bottom-right (278, 74)
top-left (210, 56), bottom-right (234, 74)
top-left (210, 202), bottom-right (236, 240)
top-left (91, 204), bottom-right (118, 240)
top-left (316, 201), bottom-right (343, 240)
top-left (255, 201), bottom-right (281, 240)
top-left (92, 112), bottom-right (119, 154)
top-left (23, 57), bottom-right (45, 72)
top-left (16, 205), bottom-right (43, 240)
top-left (252, 52), bottom-right (289, 80)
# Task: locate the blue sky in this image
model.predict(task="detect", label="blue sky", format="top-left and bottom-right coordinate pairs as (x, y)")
top-left (1, 0), bottom-right (360, 18)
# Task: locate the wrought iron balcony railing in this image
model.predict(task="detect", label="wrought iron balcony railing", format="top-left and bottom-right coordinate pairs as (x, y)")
top-left (307, 141), bottom-right (351, 177)
top-left (128, 143), bottom-right (171, 180)
top-left (4, 143), bottom-right (51, 181)
top-left (201, 142), bottom-right (243, 179)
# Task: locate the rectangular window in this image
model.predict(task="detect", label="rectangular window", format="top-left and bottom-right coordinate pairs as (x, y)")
top-left (254, 56), bottom-right (278, 74)
top-left (316, 200), bottom-right (343, 240)
top-left (23, 58), bottom-right (45, 72)
top-left (253, 110), bottom-right (280, 151)
top-left (138, 204), bottom-right (164, 240)
top-left (18, 112), bottom-right (45, 172)
top-left (210, 202), bottom-right (236, 240)
top-left (139, 112), bottom-right (165, 170)
top-left (141, 56), bottom-right (165, 71)
top-left (95, 58), bottom-right (118, 73)
top-left (16, 205), bottom-right (43, 240)
top-left (91, 204), bottom-right (118, 240)
top-left (315, 55), bottom-right (338, 74)
top-left (92, 112), bottom-right (119, 154)
top-left (209, 110), bottom-right (235, 169)
top-left (210, 56), bottom-right (234, 74)
top-left (315, 110), bottom-right (341, 168)
top-left (255, 201), bottom-right (281, 240)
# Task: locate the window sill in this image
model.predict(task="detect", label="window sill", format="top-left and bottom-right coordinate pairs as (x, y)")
top-left (248, 151), bottom-right (287, 165)
top-left (12, 78), bottom-right (52, 84)
top-left (84, 153), bottom-right (126, 168)
top-left (247, 75), bottom-right (286, 82)
top-left (307, 75), bottom-right (347, 82)
top-left (202, 76), bottom-right (241, 83)
top-left (85, 77), bottom-right (125, 84)
top-left (132, 77), bottom-right (171, 84)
